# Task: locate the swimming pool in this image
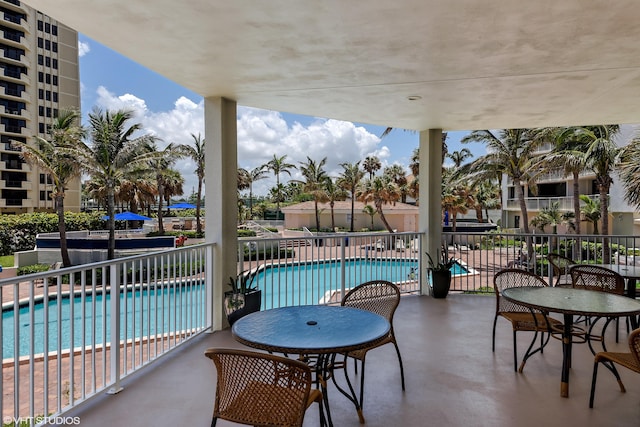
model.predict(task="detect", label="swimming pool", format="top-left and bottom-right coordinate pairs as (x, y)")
top-left (3, 283), bottom-right (206, 359)
top-left (3, 257), bottom-right (470, 357)
top-left (253, 257), bottom-right (470, 309)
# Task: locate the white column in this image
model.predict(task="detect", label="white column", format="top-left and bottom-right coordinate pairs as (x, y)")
top-left (418, 129), bottom-right (443, 296)
top-left (204, 97), bottom-right (237, 331)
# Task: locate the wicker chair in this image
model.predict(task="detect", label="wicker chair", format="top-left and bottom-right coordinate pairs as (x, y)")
top-left (547, 253), bottom-right (576, 287)
top-left (589, 327), bottom-right (640, 408)
top-left (340, 280), bottom-right (405, 410)
top-left (205, 348), bottom-right (325, 427)
top-left (570, 264), bottom-right (628, 342)
top-left (493, 268), bottom-right (563, 372)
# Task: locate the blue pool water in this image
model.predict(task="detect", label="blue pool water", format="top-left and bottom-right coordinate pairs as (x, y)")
top-left (3, 283), bottom-right (205, 358)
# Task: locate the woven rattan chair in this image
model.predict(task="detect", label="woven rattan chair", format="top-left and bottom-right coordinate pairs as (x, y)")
top-left (340, 280), bottom-right (405, 410)
top-left (570, 264), bottom-right (628, 342)
top-left (589, 327), bottom-right (640, 408)
top-left (493, 268), bottom-right (563, 372)
top-left (205, 348), bottom-right (325, 427)
top-left (547, 253), bottom-right (576, 287)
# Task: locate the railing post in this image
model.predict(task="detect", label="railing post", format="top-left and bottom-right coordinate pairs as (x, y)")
top-left (206, 243), bottom-right (214, 331)
top-left (107, 262), bottom-right (123, 394)
top-left (340, 236), bottom-right (346, 297)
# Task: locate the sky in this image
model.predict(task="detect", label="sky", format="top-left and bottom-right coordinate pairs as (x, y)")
top-left (77, 36), bottom-right (486, 198)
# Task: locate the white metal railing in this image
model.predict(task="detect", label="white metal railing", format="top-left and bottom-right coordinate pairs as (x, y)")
top-left (442, 231), bottom-right (640, 292)
top-left (0, 243), bottom-right (212, 422)
top-left (237, 232), bottom-right (422, 308)
top-left (505, 195), bottom-right (599, 211)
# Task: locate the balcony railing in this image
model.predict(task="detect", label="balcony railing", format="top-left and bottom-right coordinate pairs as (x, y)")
top-left (3, 230), bottom-right (640, 421)
top-left (505, 195), bottom-right (599, 211)
top-left (0, 244), bottom-right (211, 421)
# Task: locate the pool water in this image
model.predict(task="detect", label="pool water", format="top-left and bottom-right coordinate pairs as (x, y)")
top-left (2, 283), bottom-right (205, 358)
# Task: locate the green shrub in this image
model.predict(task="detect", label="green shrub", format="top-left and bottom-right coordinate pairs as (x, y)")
top-left (17, 264), bottom-right (50, 276)
top-left (238, 229), bottom-right (257, 237)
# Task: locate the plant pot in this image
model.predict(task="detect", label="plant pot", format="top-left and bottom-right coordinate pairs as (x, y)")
top-left (430, 270), bottom-right (452, 299)
top-left (225, 289), bottom-right (262, 325)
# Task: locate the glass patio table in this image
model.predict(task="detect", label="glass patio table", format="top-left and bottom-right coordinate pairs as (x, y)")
top-left (590, 263), bottom-right (640, 300)
top-left (232, 305), bottom-right (390, 426)
top-left (502, 286), bottom-right (640, 398)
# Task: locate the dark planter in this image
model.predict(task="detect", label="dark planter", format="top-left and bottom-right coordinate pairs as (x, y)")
top-left (226, 290), bottom-right (262, 325)
top-left (430, 270), bottom-right (452, 298)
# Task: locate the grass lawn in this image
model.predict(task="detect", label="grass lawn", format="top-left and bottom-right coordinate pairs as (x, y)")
top-left (0, 254), bottom-right (14, 268)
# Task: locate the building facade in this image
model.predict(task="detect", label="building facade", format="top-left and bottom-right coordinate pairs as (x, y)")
top-left (0, 0), bottom-right (80, 214)
top-left (501, 125), bottom-right (640, 235)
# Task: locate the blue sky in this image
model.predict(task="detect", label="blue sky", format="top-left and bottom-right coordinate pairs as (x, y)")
top-left (78, 36), bottom-right (485, 197)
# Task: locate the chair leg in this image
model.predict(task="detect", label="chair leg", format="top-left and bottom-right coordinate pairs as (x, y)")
top-left (512, 330), bottom-right (518, 372)
top-left (492, 315), bottom-right (498, 352)
top-left (589, 361), bottom-right (599, 408)
top-left (392, 340), bottom-right (406, 391)
top-left (359, 357), bottom-right (366, 410)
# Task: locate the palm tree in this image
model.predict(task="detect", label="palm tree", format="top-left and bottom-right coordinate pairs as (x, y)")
top-left (617, 135), bottom-right (640, 211)
top-left (179, 133), bottom-right (205, 235)
top-left (462, 129), bottom-right (546, 235)
top-left (66, 108), bottom-right (158, 259)
top-left (362, 204), bottom-right (376, 230)
top-left (147, 142), bottom-right (185, 234)
top-left (472, 180), bottom-right (501, 223)
top-left (324, 177), bottom-right (348, 231)
top-left (298, 156), bottom-right (329, 232)
top-left (246, 165), bottom-right (269, 219)
top-left (362, 155), bottom-right (381, 179)
top-left (579, 195), bottom-right (601, 234)
top-left (448, 148), bottom-right (473, 167)
top-left (356, 175), bottom-right (401, 233)
top-left (266, 154), bottom-right (297, 213)
top-left (563, 125), bottom-right (620, 261)
top-left (383, 164), bottom-right (409, 202)
top-left (12, 109), bottom-right (84, 266)
top-left (337, 161), bottom-right (364, 232)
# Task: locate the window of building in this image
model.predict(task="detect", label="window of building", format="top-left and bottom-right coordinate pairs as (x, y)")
top-left (52, 59), bottom-right (57, 69)
top-left (52, 92), bottom-right (58, 103)
top-left (38, 122), bottom-right (44, 133)
top-left (52, 42), bottom-right (57, 52)
top-left (39, 173), bottom-right (45, 184)
top-left (45, 23), bottom-right (50, 33)
top-left (52, 75), bottom-right (57, 86)
top-left (37, 20), bottom-right (43, 31)
top-left (53, 108), bottom-right (58, 117)
top-left (37, 54), bottom-right (43, 65)
top-left (37, 37), bottom-right (43, 48)
top-left (45, 57), bottom-right (50, 67)
top-left (46, 107), bottom-right (51, 117)
top-left (45, 40), bottom-right (50, 50)
top-left (45, 74), bottom-right (51, 84)
top-left (40, 190), bottom-right (46, 201)
top-left (45, 90), bottom-right (51, 101)
top-left (38, 106), bottom-right (44, 116)
top-left (38, 71), bottom-right (43, 82)
top-left (38, 88), bottom-right (44, 99)
top-left (52, 25), bottom-right (57, 36)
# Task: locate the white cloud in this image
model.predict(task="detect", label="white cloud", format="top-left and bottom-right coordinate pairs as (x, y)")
top-left (91, 88), bottom-right (388, 198)
top-left (78, 41), bottom-right (90, 57)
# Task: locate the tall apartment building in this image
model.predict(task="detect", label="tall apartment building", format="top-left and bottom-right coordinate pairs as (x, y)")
top-left (0, 0), bottom-right (80, 214)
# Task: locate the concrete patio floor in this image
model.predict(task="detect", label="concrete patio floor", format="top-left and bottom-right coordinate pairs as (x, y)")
top-left (64, 294), bottom-right (639, 427)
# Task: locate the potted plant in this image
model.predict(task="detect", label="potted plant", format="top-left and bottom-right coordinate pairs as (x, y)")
top-left (225, 270), bottom-right (262, 325)
top-left (426, 250), bottom-right (456, 298)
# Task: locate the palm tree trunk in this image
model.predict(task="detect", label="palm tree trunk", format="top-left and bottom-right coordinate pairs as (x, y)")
top-left (196, 177), bottom-right (203, 235)
top-left (600, 184), bottom-right (610, 262)
top-left (330, 201), bottom-right (335, 231)
top-left (56, 194), bottom-right (71, 267)
top-left (572, 171), bottom-right (581, 259)
top-left (157, 182), bottom-right (165, 234)
top-left (376, 203), bottom-right (394, 233)
top-left (515, 180), bottom-right (534, 261)
top-left (350, 192), bottom-right (355, 232)
top-left (107, 188), bottom-right (116, 260)
top-left (314, 199), bottom-right (320, 232)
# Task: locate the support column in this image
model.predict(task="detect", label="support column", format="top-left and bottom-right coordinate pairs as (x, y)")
top-left (204, 97), bottom-right (237, 331)
top-left (418, 129), bottom-right (443, 296)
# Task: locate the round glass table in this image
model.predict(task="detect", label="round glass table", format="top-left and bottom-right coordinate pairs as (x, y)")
top-left (502, 286), bottom-right (640, 398)
top-left (232, 305), bottom-right (390, 425)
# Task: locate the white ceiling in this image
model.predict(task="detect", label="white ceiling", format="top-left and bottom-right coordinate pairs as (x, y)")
top-left (25, 0), bottom-right (640, 131)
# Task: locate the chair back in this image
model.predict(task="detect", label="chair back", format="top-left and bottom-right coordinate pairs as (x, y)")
top-left (570, 265), bottom-right (625, 295)
top-left (630, 328), bottom-right (640, 364)
top-left (205, 348), bottom-right (314, 427)
top-left (341, 280), bottom-right (400, 324)
top-left (493, 268), bottom-right (548, 314)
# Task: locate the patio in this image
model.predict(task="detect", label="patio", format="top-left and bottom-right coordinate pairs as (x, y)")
top-left (64, 294), bottom-right (639, 426)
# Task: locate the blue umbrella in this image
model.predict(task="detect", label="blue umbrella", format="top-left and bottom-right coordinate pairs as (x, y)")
top-left (168, 202), bottom-right (196, 209)
top-left (102, 211), bottom-right (151, 221)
